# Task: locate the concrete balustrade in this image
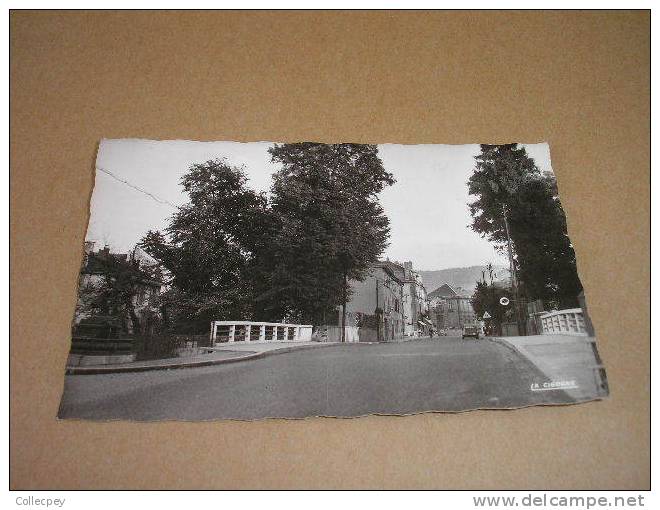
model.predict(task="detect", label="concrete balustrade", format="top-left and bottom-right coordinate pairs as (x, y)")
top-left (539, 308), bottom-right (587, 335)
top-left (210, 321), bottom-right (313, 345)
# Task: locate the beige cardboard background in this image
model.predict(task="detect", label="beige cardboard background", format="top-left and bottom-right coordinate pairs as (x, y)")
top-left (10, 11), bottom-right (650, 489)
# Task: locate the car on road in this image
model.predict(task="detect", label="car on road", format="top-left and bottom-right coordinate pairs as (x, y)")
top-left (461, 323), bottom-right (480, 340)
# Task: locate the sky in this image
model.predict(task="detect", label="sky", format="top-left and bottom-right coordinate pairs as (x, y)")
top-left (89, 139), bottom-right (554, 271)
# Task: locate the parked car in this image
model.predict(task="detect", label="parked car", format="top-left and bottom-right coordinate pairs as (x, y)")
top-left (438, 329), bottom-right (447, 336)
top-left (462, 323), bottom-right (480, 340)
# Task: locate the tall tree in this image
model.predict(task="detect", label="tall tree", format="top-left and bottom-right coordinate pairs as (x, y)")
top-left (140, 159), bottom-right (275, 332)
top-left (263, 143), bottom-right (395, 336)
top-left (468, 144), bottom-right (582, 309)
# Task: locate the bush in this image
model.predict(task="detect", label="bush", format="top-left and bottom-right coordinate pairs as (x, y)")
top-left (132, 333), bottom-right (209, 361)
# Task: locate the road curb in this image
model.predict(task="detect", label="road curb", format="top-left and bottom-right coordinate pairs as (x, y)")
top-left (488, 335), bottom-right (577, 383)
top-left (487, 336), bottom-right (538, 365)
top-left (488, 336), bottom-right (520, 352)
top-left (490, 336), bottom-right (608, 397)
top-left (65, 342), bottom-right (347, 375)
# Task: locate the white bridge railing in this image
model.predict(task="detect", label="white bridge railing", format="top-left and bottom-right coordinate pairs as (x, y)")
top-left (540, 308), bottom-right (587, 335)
top-left (210, 321), bottom-right (313, 345)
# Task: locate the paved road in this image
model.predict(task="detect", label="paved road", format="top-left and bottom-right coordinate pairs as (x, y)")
top-left (58, 337), bottom-right (575, 421)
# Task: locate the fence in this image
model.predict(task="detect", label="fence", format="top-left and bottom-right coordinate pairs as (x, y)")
top-left (210, 321), bottom-right (313, 345)
top-left (539, 308), bottom-right (587, 335)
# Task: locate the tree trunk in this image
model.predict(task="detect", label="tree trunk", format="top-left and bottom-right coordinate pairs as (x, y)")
top-left (160, 304), bottom-right (169, 329)
top-left (126, 297), bottom-right (141, 336)
top-left (341, 272), bottom-right (347, 343)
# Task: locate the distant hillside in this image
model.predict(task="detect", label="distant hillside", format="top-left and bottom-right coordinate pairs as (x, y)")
top-left (419, 265), bottom-right (509, 295)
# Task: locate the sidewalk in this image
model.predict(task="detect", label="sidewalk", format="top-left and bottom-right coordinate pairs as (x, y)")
top-left (490, 334), bottom-right (608, 401)
top-left (208, 341), bottom-right (336, 353)
top-left (387, 335), bottom-right (433, 343)
top-left (66, 341), bottom-right (341, 375)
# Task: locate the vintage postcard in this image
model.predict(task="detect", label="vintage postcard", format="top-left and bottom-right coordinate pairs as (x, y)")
top-left (58, 140), bottom-right (608, 420)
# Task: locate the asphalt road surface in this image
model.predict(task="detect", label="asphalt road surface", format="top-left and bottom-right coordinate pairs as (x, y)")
top-left (58, 337), bottom-right (575, 421)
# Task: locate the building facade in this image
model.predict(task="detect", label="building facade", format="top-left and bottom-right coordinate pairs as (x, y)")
top-left (75, 242), bottom-right (164, 334)
top-left (428, 283), bottom-right (477, 330)
top-left (401, 261), bottom-right (429, 336)
top-left (341, 261), bottom-right (405, 342)
top-left (340, 259), bottom-right (431, 341)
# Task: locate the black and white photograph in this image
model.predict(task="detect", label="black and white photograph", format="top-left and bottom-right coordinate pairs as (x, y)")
top-left (57, 139), bottom-right (609, 421)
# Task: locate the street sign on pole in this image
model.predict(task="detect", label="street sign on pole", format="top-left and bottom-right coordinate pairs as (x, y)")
top-left (499, 297), bottom-right (510, 306)
top-left (482, 311), bottom-right (491, 319)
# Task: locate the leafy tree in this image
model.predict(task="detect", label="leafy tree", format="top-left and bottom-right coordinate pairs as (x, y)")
top-left (263, 143), bottom-right (395, 335)
top-left (468, 144), bottom-right (582, 309)
top-left (471, 281), bottom-right (512, 336)
top-left (79, 250), bottom-right (161, 335)
top-left (141, 159), bottom-right (275, 332)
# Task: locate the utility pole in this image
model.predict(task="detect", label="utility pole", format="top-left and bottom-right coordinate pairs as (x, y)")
top-left (341, 272), bottom-right (347, 343)
top-left (375, 279), bottom-right (382, 343)
top-left (502, 203), bottom-right (524, 336)
top-left (502, 203), bottom-right (516, 289)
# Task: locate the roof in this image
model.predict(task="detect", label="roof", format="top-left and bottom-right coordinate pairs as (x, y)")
top-left (371, 261), bottom-right (404, 284)
top-left (81, 249), bottom-right (162, 287)
top-left (428, 283), bottom-right (458, 299)
top-left (375, 260), bottom-right (406, 279)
